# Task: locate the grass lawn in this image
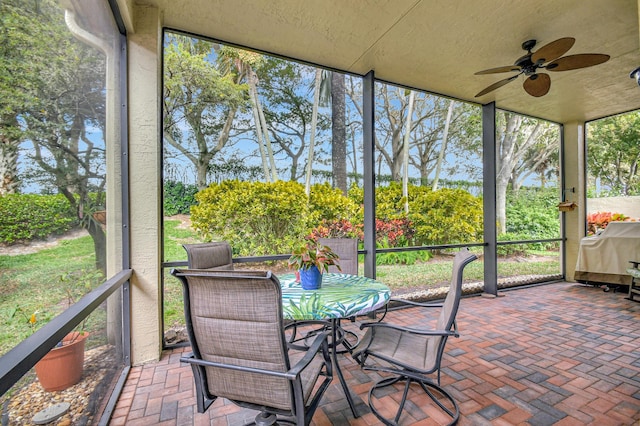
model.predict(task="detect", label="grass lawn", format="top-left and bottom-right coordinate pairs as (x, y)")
top-left (161, 218), bottom-right (561, 330)
top-left (0, 218), bottom-right (561, 350)
top-left (0, 236), bottom-right (105, 356)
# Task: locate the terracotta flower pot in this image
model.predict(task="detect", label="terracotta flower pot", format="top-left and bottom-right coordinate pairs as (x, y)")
top-left (35, 331), bottom-right (88, 392)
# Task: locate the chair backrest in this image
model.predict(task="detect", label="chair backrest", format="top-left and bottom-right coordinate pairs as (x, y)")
top-left (427, 248), bottom-right (477, 365)
top-left (182, 242), bottom-right (234, 270)
top-left (318, 238), bottom-right (358, 275)
top-left (173, 269), bottom-right (296, 411)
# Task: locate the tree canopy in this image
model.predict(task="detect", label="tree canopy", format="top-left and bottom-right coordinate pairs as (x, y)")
top-left (587, 112), bottom-right (640, 196)
top-left (1, 0), bottom-right (108, 270)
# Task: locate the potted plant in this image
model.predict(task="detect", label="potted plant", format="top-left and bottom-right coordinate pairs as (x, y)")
top-left (288, 241), bottom-right (341, 290)
top-left (33, 270), bottom-right (106, 390)
top-left (14, 297), bottom-right (89, 392)
top-left (34, 329), bottom-right (89, 392)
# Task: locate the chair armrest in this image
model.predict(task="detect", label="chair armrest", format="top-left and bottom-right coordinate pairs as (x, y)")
top-left (360, 321), bottom-right (459, 338)
top-left (180, 332), bottom-right (331, 382)
top-left (287, 330), bottom-right (331, 379)
top-left (629, 261), bottom-right (640, 268)
top-left (363, 299), bottom-right (443, 324)
top-left (180, 354), bottom-right (294, 380)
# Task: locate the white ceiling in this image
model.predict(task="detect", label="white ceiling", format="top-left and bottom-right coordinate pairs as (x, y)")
top-left (123, 0), bottom-right (640, 123)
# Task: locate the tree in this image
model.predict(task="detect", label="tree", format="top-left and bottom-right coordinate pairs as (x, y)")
top-left (494, 113), bottom-right (559, 233)
top-left (330, 72), bottom-right (348, 195)
top-left (431, 99), bottom-right (455, 191)
top-left (346, 84), bottom-right (468, 186)
top-left (218, 47), bottom-right (280, 182)
top-left (252, 59), bottom-right (331, 182)
top-left (0, 0), bottom-right (41, 194)
top-left (2, 0), bottom-right (110, 271)
top-left (402, 90), bottom-right (416, 213)
top-left (587, 112), bottom-right (640, 196)
top-left (305, 69), bottom-right (323, 194)
top-left (163, 35), bottom-right (248, 190)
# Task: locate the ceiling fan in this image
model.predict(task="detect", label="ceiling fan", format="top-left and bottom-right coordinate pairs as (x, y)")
top-left (474, 37), bottom-right (610, 98)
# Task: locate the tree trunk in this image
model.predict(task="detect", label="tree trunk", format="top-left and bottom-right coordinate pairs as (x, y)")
top-left (305, 69), bottom-right (323, 194)
top-left (432, 100), bottom-right (455, 191)
top-left (0, 113), bottom-right (21, 195)
top-left (86, 217), bottom-right (107, 273)
top-left (0, 137), bottom-right (19, 195)
top-left (496, 178), bottom-right (509, 235)
top-left (331, 72), bottom-right (347, 195)
top-left (402, 91), bottom-right (415, 213)
top-left (248, 78), bottom-right (271, 182)
top-left (253, 71), bottom-right (278, 182)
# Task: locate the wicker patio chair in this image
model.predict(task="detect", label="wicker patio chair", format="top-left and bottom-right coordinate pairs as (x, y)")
top-left (351, 248), bottom-right (478, 426)
top-left (171, 269), bottom-right (333, 426)
top-left (182, 241), bottom-right (234, 270)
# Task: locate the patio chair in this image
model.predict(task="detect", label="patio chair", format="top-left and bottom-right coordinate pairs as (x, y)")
top-left (171, 269), bottom-right (333, 426)
top-left (288, 238), bottom-right (360, 353)
top-left (318, 237), bottom-right (358, 275)
top-left (351, 248), bottom-right (477, 426)
top-left (182, 241), bottom-right (234, 270)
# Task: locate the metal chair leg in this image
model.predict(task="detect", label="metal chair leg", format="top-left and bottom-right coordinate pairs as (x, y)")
top-left (367, 375), bottom-right (459, 426)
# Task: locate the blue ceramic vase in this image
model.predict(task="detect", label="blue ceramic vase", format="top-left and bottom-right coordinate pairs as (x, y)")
top-left (299, 265), bottom-right (322, 290)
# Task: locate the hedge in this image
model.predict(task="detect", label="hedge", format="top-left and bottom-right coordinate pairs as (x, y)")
top-left (0, 194), bottom-right (77, 244)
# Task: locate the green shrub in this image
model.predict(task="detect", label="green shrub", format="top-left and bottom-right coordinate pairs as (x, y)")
top-left (308, 183), bottom-right (358, 223)
top-left (0, 194), bottom-right (77, 244)
top-left (191, 181), bottom-right (358, 255)
top-left (376, 249), bottom-right (431, 265)
top-left (163, 180), bottom-right (198, 216)
top-left (408, 188), bottom-right (483, 245)
top-left (349, 182), bottom-right (483, 246)
top-left (506, 187), bottom-right (560, 239)
top-left (191, 180), bottom-right (310, 255)
top-left (497, 232), bottom-right (559, 255)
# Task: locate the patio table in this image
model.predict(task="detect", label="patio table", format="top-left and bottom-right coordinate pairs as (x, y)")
top-left (278, 272), bottom-right (391, 418)
top-left (278, 272), bottom-right (390, 320)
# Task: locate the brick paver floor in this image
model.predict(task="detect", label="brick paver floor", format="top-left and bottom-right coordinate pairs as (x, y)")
top-left (110, 282), bottom-right (640, 425)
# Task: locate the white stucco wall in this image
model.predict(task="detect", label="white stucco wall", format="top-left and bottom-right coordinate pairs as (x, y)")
top-left (587, 196), bottom-right (640, 219)
top-left (563, 122), bottom-right (587, 283)
top-left (127, 5), bottom-right (163, 365)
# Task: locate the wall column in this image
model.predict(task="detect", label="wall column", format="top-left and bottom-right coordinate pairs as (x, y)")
top-left (127, 5), bottom-right (163, 364)
top-left (562, 122), bottom-right (586, 282)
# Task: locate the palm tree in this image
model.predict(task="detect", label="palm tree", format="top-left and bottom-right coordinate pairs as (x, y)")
top-left (307, 70), bottom-right (348, 194)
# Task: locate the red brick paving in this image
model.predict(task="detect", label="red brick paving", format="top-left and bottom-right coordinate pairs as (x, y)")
top-left (111, 283), bottom-right (640, 425)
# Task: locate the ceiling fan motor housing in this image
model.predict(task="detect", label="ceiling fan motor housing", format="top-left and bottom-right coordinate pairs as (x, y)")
top-left (515, 40), bottom-right (544, 75)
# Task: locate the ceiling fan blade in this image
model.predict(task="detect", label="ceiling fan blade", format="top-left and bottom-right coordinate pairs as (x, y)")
top-left (474, 65), bottom-right (521, 75)
top-left (546, 54), bottom-right (610, 71)
top-left (523, 73), bottom-right (551, 97)
top-left (475, 75), bottom-right (518, 97)
top-left (531, 37), bottom-right (575, 64)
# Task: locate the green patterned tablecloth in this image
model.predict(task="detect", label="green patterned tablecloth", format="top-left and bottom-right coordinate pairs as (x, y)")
top-left (278, 273), bottom-right (390, 320)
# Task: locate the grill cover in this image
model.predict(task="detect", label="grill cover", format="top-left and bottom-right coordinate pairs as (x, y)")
top-left (574, 222), bottom-right (640, 285)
